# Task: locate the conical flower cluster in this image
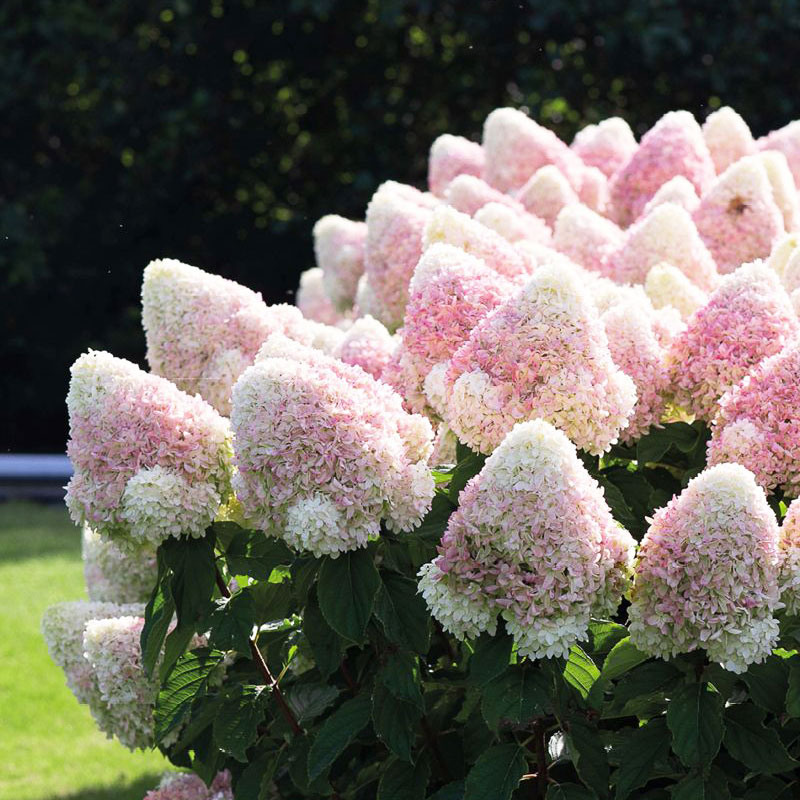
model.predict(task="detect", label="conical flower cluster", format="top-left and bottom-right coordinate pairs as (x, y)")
top-left (708, 340), bottom-right (800, 497)
top-left (443, 174), bottom-right (523, 217)
top-left (553, 203), bottom-right (624, 273)
top-left (702, 106), bottom-right (755, 173)
top-left (428, 133), bottom-right (485, 197)
top-left (418, 420), bottom-right (635, 658)
top-left (629, 463), bottom-right (781, 673)
top-left (758, 119), bottom-right (800, 185)
top-left (517, 165), bottom-right (579, 227)
top-left (473, 202), bottom-right (552, 245)
top-left (778, 500), bottom-right (800, 615)
top-left (82, 526), bottom-right (156, 604)
top-left (312, 214), bottom-right (367, 312)
top-left (641, 175), bottom-right (700, 217)
top-left (332, 315), bottom-right (396, 379)
top-left (231, 334), bottom-right (434, 556)
top-left (295, 267), bottom-right (346, 326)
top-left (609, 111), bottom-right (715, 226)
top-left (644, 262), bottom-right (708, 320)
top-left (65, 351), bottom-right (232, 549)
top-left (666, 261), bottom-right (798, 420)
top-left (571, 117), bottom-right (638, 178)
top-left (439, 264), bottom-right (636, 454)
top-left (144, 772), bottom-right (233, 800)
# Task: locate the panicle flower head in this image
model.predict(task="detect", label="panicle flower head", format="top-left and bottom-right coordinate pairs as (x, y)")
top-left (144, 771), bottom-right (233, 800)
top-left (571, 117), bottom-right (638, 178)
top-left (65, 350), bottom-right (232, 549)
top-left (552, 203), bottom-right (624, 273)
top-left (142, 258), bottom-right (307, 414)
top-left (82, 526), bottom-right (156, 604)
top-left (629, 463), bottom-right (781, 673)
top-left (780, 247), bottom-right (800, 293)
top-left (428, 134), bottom-right (485, 197)
top-left (644, 262), bottom-right (708, 320)
top-left (767, 232), bottom-right (800, 280)
top-left (693, 156), bottom-right (785, 274)
top-left (577, 166), bottom-right (609, 213)
top-left (332, 315), bottom-right (396, 379)
top-left (41, 600), bottom-right (144, 705)
top-left (778, 499), bottom-right (800, 615)
top-left (473, 202), bottom-right (552, 245)
top-left (440, 264), bottom-right (636, 455)
top-left (602, 301), bottom-right (671, 441)
top-left (443, 174), bottom-right (523, 216)
top-left (757, 150), bottom-right (800, 231)
top-left (419, 419), bottom-right (635, 658)
top-left (609, 111), bottom-right (715, 226)
top-left (231, 334), bottom-right (434, 556)
top-left (295, 267), bottom-right (348, 327)
top-left (482, 107), bottom-right (586, 193)
top-left (641, 175), bottom-right (700, 217)
top-left (758, 119), bottom-right (800, 186)
top-left (516, 165), bottom-right (579, 228)
top-left (312, 215), bottom-right (367, 311)
top-left (605, 202), bottom-right (718, 289)
top-left (423, 205), bottom-right (532, 281)
top-left (364, 181), bottom-right (436, 330)
top-left (708, 340), bottom-right (800, 497)
top-left (702, 106), bottom-right (756, 173)
top-left (666, 261), bottom-right (798, 420)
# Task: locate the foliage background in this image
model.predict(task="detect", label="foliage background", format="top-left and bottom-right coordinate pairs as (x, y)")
top-left (4, 0), bottom-right (800, 452)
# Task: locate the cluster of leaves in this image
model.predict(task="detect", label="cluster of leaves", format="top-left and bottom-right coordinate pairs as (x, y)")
top-left (8, 0), bottom-right (800, 451)
top-left (143, 423), bottom-right (800, 799)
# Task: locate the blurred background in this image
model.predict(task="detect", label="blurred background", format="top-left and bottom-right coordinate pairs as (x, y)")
top-left (4, 0), bottom-right (800, 454)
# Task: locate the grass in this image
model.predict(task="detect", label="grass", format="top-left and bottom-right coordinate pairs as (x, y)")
top-left (0, 502), bottom-right (169, 800)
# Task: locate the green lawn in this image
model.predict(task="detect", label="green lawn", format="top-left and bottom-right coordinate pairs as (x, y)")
top-left (0, 502), bottom-right (169, 800)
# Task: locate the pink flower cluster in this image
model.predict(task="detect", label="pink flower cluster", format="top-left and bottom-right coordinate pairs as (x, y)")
top-left (629, 463), bottom-right (781, 673)
top-left (312, 214), bottom-right (367, 312)
top-left (82, 526), bottom-right (157, 604)
top-left (419, 420), bottom-right (635, 658)
top-left (144, 772), bottom-right (233, 800)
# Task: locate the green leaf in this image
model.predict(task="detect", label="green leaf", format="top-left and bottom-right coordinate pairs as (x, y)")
top-left (249, 580), bottom-right (294, 624)
top-left (372, 682), bottom-right (421, 762)
top-left (449, 449), bottom-right (486, 502)
top-left (636, 422), bottom-right (699, 464)
top-left (213, 684), bottom-right (267, 762)
top-left (408, 492), bottom-right (456, 542)
top-left (155, 647), bottom-right (225, 743)
top-left (429, 781), bottom-right (465, 800)
top-left (162, 531), bottom-right (217, 625)
top-left (600, 467), bottom-right (653, 534)
top-left (159, 621), bottom-right (198, 682)
top-left (742, 776), bottom-right (796, 800)
top-left (669, 768), bottom-right (730, 800)
top-left (599, 637), bottom-right (648, 682)
top-left (741, 656), bottom-right (789, 713)
top-left (141, 549), bottom-right (174, 677)
top-left (377, 650), bottom-right (423, 710)
top-left (235, 749), bottom-right (282, 800)
top-left (463, 744), bottom-right (526, 800)
top-left (587, 620), bottom-right (629, 663)
top-left (666, 682), bottom-right (724, 767)
top-left (481, 666), bottom-right (549, 729)
top-left (613, 718), bottom-right (670, 800)
top-left (566, 717), bottom-right (609, 798)
top-left (786, 660), bottom-right (800, 717)
top-left (287, 683), bottom-right (341, 724)
top-left (373, 570), bottom-right (431, 654)
top-left (307, 693), bottom-right (372, 780)
top-left (470, 630), bottom-right (513, 686)
top-left (595, 474), bottom-right (638, 532)
top-left (303, 590), bottom-right (344, 678)
top-left (377, 755), bottom-right (431, 800)
top-left (317, 549), bottom-right (381, 644)
top-left (611, 661), bottom-right (682, 711)
top-left (546, 785), bottom-right (596, 800)
top-left (208, 589), bottom-right (256, 653)
top-left (722, 703), bottom-right (799, 774)
top-left (563, 645), bottom-right (600, 699)
top-left (225, 529), bottom-right (293, 581)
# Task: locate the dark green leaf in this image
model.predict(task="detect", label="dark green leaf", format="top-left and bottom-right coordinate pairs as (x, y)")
top-left (307, 693), bottom-right (372, 780)
top-left (377, 755), bottom-right (430, 800)
top-left (250, 580), bottom-right (294, 624)
top-left (287, 683), bottom-right (340, 724)
top-left (374, 571), bottom-right (431, 654)
top-left (317, 549), bottom-right (381, 644)
top-left (666, 682), bottom-right (724, 767)
top-left (289, 735), bottom-right (333, 794)
top-left (563, 645), bottom-right (600, 699)
top-left (429, 780), bottom-right (465, 800)
top-left (407, 492), bottom-right (456, 542)
top-left (722, 703), bottom-right (799, 774)
top-left (162, 531), bottom-right (217, 625)
top-left (225, 529), bottom-right (293, 581)
top-left (600, 467), bottom-right (653, 533)
top-left (587, 620), bottom-right (629, 663)
top-left (669, 768), bottom-right (730, 800)
top-left (303, 590), bottom-right (344, 678)
top-left (470, 630), bottom-right (513, 686)
top-left (141, 549), bottom-right (174, 678)
top-left (481, 666), bottom-right (549, 729)
top-left (213, 684), bottom-right (267, 762)
top-left (449, 450), bottom-right (486, 502)
top-left (546, 785), bottom-right (596, 800)
top-left (159, 621), bottom-right (198, 681)
top-left (463, 744), bottom-right (526, 800)
top-left (567, 717), bottom-right (609, 798)
top-left (599, 637), bottom-right (648, 682)
top-left (595, 474), bottom-right (638, 531)
top-left (155, 647), bottom-right (225, 743)
top-left (372, 682), bottom-right (421, 762)
top-left (611, 661), bottom-right (681, 710)
top-left (636, 422), bottom-right (699, 465)
top-left (741, 656), bottom-right (789, 713)
top-left (235, 749), bottom-right (282, 800)
top-left (292, 557), bottom-right (321, 601)
top-left (742, 776), bottom-right (796, 800)
top-left (377, 651), bottom-right (423, 710)
top-left (786, 660), bottom-right (800, 717)
top-left (208, 589), bottom-right (256, 653)
top-left (613, 718), bottom-right (670, 800)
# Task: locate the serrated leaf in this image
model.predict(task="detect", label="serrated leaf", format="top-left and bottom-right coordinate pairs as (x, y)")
top-left (567, 717), bottom-right (609, 798)
top-left (213, 684), bottom-right (267, 762)
top-left (669, 768), bottom-right (730, 800)
top-left (208, 589), bottom-right (256, 653)
top-left (481, 666), bottom-right (549, 729)
top-left (317, 549), bottom-right (380, 644)
top-left (290, 735), bottom-right (333, 794)
top-left (159, 621), bottom-right (198, 681)
top-left (613, 718), bottom-right (670, 800)
top-left (636, 422), bottom-right (699, 464)
top-left (303, 590), bottom-right (344, 678)
top-left (587, 620), bottom-right (628, 663)
top-left (599, 637), bottom-right (648, 682)
top-left (235, 749), bottom-right (282, 800)
top-left (162, 531), bottom-right (217, 625)
top-left (225, 529), bottom-right (293, 581)
top-left (373, 570), bottom-right (431, 654)
top-left (722, 703), bottom-right (799, 774)
top-left (307, 693), bottom-right (372, 780)
top-left (377, 651), bottom-right (423, 709)
top-left (155, 647), bottom-right (225, 743)
top-left (372, 681), bottom-right (421, 762)
top-left (741, 656), bottom-right (789, 713)
top-left (463, 744), bottom-right (525, 800)
top-left (287, 683), bottom-right (340, 724)
top-left (470, 630), bottom-right (513, 686)
top-left (563, 645), bottom-right (600, 699)
top-left (666, 682), bottom-right (724, 767)
top-left (546, 784), bottom-right (595, 800)
top-left (141, 549), bottom-right (174, 677)
top-left (786, 660), bottom-right (800, 717)
top-left (377, 755), bottom-right (430, 800)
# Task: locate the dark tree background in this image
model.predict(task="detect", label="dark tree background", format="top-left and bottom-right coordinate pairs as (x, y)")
top-left (3, 0), bottom-right (800, 451)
